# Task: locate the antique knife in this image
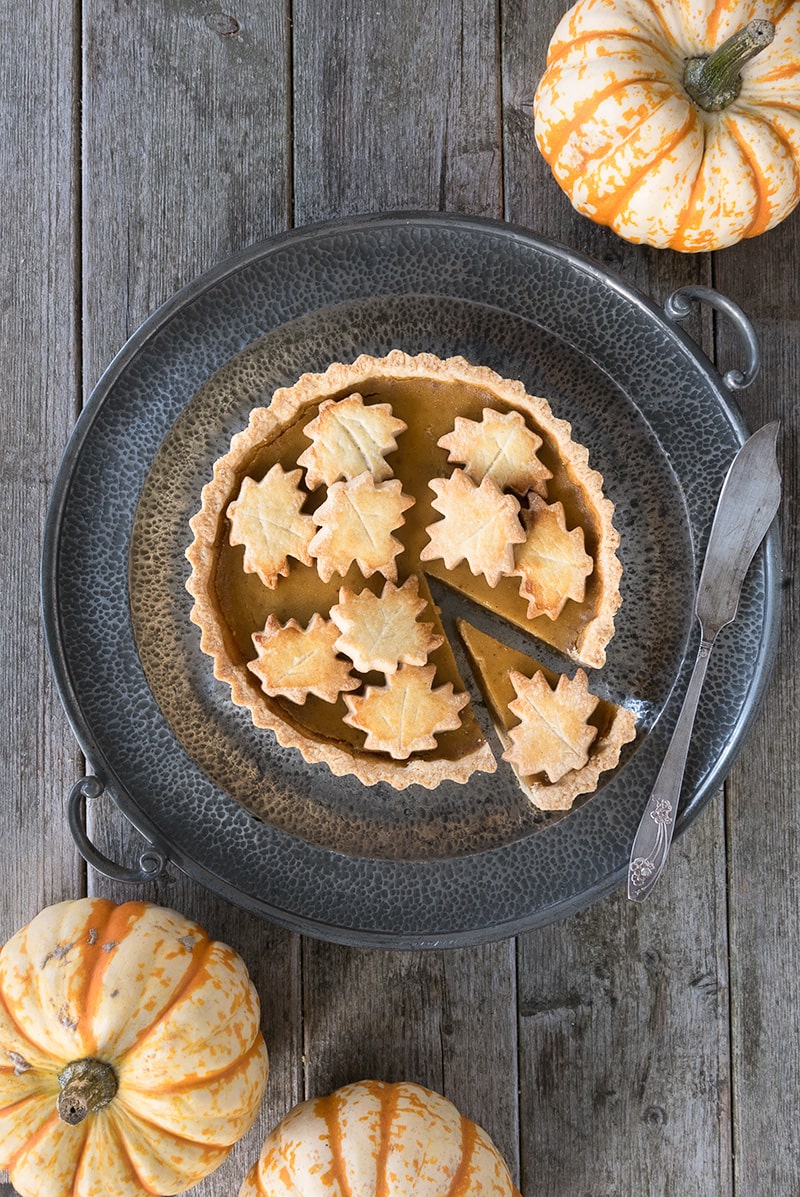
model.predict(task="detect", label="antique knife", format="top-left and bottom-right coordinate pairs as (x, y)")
top-left (628, 421), bottom-right (781, 901)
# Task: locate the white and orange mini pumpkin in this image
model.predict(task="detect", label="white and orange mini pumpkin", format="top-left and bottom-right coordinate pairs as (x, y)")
top-left (0, 898), bottom-right (269, 1197)
top-left (239, 1079), bottom-right (521, 1197)
top-left (534, 0), bottom-right (800, 250)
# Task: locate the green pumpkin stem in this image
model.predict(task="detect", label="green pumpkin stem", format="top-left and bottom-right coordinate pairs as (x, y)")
top-left (684, 19), bottom-right (775, 112)
top-left (57, 1058), bottom-right (118, 1125)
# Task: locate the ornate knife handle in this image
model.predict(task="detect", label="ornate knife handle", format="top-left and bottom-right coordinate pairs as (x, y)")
top-left (628, 637), bottom-right (714, 901)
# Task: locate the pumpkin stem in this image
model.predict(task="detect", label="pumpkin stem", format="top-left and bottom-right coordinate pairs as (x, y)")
top-left (684, 19), bottom-right (775, 112)
top-left (57, 1058), bottom-right (118, 1125)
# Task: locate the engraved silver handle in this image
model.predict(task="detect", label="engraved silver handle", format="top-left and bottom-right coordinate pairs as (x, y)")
top-left (628, 636), bottom-right (714, 901)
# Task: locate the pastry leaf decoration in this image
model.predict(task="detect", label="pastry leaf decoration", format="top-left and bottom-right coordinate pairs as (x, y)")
top-left (343, 664), bottom-right (468, 759)
top-left (438, 408), bottom-right (552, 495)
top-left (248, 613), bottom-right (359, 704)
top-left (298, 393), bottom-right (407, 488)
top-left (421, 469), bottom-right (525, 587)
top-left (227, 465), bottom-right (316, 589)
top-left (309, 473), bottom-right (415, 583)
top-left (330, 575), bottom-right (443, 674)
top-left (513, 494), bottom-right (593, 619)
top-left (503, 668), bottom-right (598, 782)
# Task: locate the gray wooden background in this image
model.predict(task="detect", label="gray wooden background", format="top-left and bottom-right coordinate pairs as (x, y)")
top-left (2, 1), bottom-right (797, 1194)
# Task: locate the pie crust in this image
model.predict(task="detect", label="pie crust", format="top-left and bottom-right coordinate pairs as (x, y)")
top-left (457, 619), bottom-right (637, 810)
top-left (186, 350), bottom-right (623, 791)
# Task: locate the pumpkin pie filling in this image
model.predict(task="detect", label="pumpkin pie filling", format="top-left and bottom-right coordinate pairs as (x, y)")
top-left (186, 351), bottom-right (623, 791)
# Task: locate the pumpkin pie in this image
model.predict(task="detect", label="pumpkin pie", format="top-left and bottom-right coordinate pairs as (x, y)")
top-left (186, 351), bottom-right (623, 791)
top-left (457, 619), bottom-right (637, 810)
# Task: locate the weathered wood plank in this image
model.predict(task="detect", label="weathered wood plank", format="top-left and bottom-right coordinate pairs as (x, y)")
top-left (292, 0), bottom-right (502, 221)
top-left (501, 1), bottom-right (734, 1192)
top-left (301, 941), bottom-right (520, 1178)
top-left (0, 0), bottom-right (82, 924)
top-left (713, 216), bottom-right (800, 1195)
top-left (78, 4), bottom-right (298, 1193)
top-left (82, 0), bottom-right (292, 366)
top-left (517, 821), bottom-right (732, 1196)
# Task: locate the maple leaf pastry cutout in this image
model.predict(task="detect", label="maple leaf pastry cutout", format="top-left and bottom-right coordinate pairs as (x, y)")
top-left (503, 668), bottom-right (599, 783)
top-left (247, 613), bottom-right (359, 704)
top-left (329, 575), bottom-right (444, 674)
top-left (227, 464), bottom-right (316, 588)
top-left (437, 408), bottom-right (553, 496)
top-left (420, 468), bottom-right (525, 587)
top-left (343, 664), bottom-right (469, 759)
top-left (309, 472), bottom-right (415, 584)
top-left (297, 393), bottom-right (407, 489)
top-left (512, 493), bottom-right (594, 619)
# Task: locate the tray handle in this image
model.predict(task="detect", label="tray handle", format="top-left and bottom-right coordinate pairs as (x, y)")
top-left (68, 777), bottom-right (170, 884)
top-left (664, 285), bottom-right (760, 391)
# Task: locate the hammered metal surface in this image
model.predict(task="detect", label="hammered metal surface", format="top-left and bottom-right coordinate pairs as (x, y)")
top-left (43, 214), bottom-right (780, 946)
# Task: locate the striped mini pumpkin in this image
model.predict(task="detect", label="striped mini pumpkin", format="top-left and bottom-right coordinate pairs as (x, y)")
top-left (0, 898), bottom-right (269, 1197)
top-left (534, 0), bottom-right (800, 251)
top-left (239, 1079), bottom-right (521, 1197)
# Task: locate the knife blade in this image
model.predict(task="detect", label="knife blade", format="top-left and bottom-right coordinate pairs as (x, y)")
top-left (628, 421), bottom-right (781, 902)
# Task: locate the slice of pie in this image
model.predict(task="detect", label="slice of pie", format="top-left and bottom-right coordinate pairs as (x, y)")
top-left (186, 351), bottom-right (623, 790)
top-left (457, 619), bottom-right (636, 810)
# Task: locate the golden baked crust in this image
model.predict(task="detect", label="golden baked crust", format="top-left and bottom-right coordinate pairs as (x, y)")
top-left (186, 350), bottom-right (623, 790)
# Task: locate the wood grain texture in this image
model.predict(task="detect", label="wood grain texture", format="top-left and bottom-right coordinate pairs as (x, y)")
top-left (292, 0), bottom-right (502, 221)
top-left (301, 940), bottom-right (520, 1181)
top-left (0, 0), bottom-right (83, 923)
top-left (0, 0), bottom-right (85, 1189)
top-left (81, 0), bottom-right (292, 371)
top-left (517, 818), bottom-right (733, 1197)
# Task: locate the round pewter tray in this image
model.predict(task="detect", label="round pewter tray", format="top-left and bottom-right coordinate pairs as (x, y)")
top-left (42, 213), bottom-right (781, 948)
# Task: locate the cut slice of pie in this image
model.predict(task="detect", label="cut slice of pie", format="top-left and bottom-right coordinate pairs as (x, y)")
top-left (186, 350), bottom-right (623, 790)
top-left (456, 619), bottom-right (636, 810)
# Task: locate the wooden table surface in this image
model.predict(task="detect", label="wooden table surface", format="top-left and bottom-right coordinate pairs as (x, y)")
top-left (3, 2), bottom-right (798, 1194)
